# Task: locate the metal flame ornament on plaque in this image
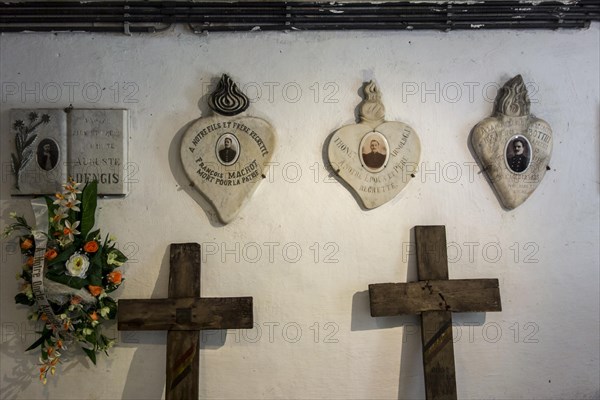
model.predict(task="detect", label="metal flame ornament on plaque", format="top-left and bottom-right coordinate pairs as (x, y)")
top-left (471, 75), bottom-right (552, 209)
top-left (328, 81), bottom-right (421, 209)
top-left (180, 75), bottom-right (276, 224)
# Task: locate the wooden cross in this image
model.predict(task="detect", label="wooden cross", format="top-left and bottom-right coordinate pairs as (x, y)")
top-left (118, 243), bottom-right (253, 400)
top-left (368, 226), bottom-right (502, 400)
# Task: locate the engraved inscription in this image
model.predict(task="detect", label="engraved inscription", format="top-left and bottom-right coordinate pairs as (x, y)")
top-left (179, 74), bottom-right (277, 224)
top-left (328, 81), bottom-right (420, 210)
top-left (471, 75), bottom-right (552, 209)
top-left (68, 109), bottom-right (128, 195)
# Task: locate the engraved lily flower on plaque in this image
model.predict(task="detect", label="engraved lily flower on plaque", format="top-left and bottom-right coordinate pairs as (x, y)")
top-left (10, 112), bottom-right (51, 190)
top-left (471, 75), bottom-right (553, 209)
top-left (327, 81), bottom-right (421, 209)
top-left (180, 74), bottom-right (277, 224)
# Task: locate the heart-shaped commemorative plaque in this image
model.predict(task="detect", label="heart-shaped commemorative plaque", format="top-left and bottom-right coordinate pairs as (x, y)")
top-left (328, 81), bottom-right (420, 209)
top-left (180, 74), bottom-right (276, 224)
top-left (471, 75), bottom-right (552, 210)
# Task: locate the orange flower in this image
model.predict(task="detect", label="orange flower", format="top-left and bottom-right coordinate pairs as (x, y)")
top-left (83, 241), bottom-right (99, 253)
top-left (70, 295), bottom-right (82, 305)
top-left (56, 339), bottom-right (63, 349)
top-left (88, 285), bottom-right (103, 297)
top-left (44, 249), bottom-right (58, 261)
top-left (20, 238), bottom-right (33, 250)
top-left (89, 312), bottom-right (99, 321)
top-left (47, 347), bottom-right (54, 356)
top-left (26, 256), bottom-right (34, 267)
top-left (40, 314), bottom-right (48, 321)
top-left (108, 270), bottom-right (122, 285)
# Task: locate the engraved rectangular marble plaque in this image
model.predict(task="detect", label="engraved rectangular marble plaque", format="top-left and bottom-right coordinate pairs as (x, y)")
top-left (8, 108), bottom-right (129, 196)
top-left (68, 109), bottom-right (129, 195)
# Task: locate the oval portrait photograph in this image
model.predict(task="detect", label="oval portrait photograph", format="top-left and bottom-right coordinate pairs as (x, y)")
top-left (359, 131), bottom-right (389, 173)
top-left (215, 133), bottom-right (240, 166)
top-left (505, 135), bottom-right (532, 174)
top-left (36, 138), bottom-right (60, 171)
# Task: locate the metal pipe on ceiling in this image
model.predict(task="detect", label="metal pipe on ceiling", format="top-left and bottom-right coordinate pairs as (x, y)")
top-left (0, 1), bottom-right (599, 33)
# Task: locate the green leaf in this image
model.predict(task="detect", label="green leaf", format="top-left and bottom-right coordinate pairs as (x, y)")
top-left (15, 293), bottom-right (34, 306)
top-left (103, 297), bottom-right (118, 319)
top-left (26, 328), bottom-right (52, 351)
top-left (87, 253), bottom-right (103, 286)
top-left (47, 245), bottom-right (76, 267)
top-left (45, 271), bottom-right (85, 290)
top-left (110, 248), bottom-right (128, 263)
top-left (21, 270), bottom-right (32, 282)
top-left (86, 229), bottom-right (100, 242)
top-left (81, 347), bottom-right (97, 365)
top-left (44, 195), bottom-right (54, 210)
top-left (16, 216), bottom-right (31, 228)
top-left (80, 181), bottom-right (98, 239)
top-left (44, 195), bottom-right (58, 216)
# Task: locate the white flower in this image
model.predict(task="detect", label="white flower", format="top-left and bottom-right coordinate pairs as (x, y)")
top-left (53, 192), bottom-right (66, 206)
top-left (105, 338), bottom-right (115, 349)
top-left (21, 283), bottom-right (33, 299)
top-left (82, 328), bottom-right (93, 336)
top-left (107, 251), bottom-right (124, 267)
top-left (100, 307), bottom-right (111, 318)
top-left (2, 227), bottom-right (13, 239)
top-left (57, 236), bottom-right (71, 248)
top-left (65, 252), bottom-right (90, 278)
top-left (51, 209), bottom-right (68, 224)
top-left (62, 220), bottom-right (80, 242)
top-left (30, 229), bottom-right (42, 236)
top-left (62, 199), bottom-right (81, 212)
top-left (63, 180), bottom-right (82, 195)
top-left (9, 212), bottom-right (17, 218)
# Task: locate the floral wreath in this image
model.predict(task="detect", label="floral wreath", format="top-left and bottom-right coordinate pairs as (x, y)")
top-left (2, 179), bottom-right (127, 383)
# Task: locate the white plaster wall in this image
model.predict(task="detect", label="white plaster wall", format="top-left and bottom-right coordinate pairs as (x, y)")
top-left (0, 24), bottom-right (598, 400)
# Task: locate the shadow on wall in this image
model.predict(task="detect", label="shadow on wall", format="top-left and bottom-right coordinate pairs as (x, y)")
top-left (349, 227), bottom-right (488, 399)
top-left (167, 75), bottom-right (226, 229)
top-left (0, 320), bottom-right (104, 398)
top-left (349, 226), bottom-right (425, 399)
top-left (119, 244), bottom-right (227, 399)
top-left (0, 335), bottom-right (40, 399)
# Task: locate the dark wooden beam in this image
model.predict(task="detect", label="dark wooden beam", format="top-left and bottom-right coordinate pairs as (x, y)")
top-left (118, 297), bottom-right (254, 331)
top-left (369, 279), bottom-right (501, 316)
top-left (368, 226), bottom-right (503, 399)
top-left (118, 243), bottom-right (254, 400)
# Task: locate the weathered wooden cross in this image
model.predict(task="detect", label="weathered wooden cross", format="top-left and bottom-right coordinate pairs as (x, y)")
top-left (118, 243), bottom-right (253, 400)
top-left (369, 226), bottom-right (502, 400)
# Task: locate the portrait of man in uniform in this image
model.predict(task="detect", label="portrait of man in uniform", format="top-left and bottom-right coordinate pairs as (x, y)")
top-left (216, 133), bottom-right (240, 166)
top-left (505, 136), bottom-right (531, 173)
top-left (36, 139), bottom-right (59, 171)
